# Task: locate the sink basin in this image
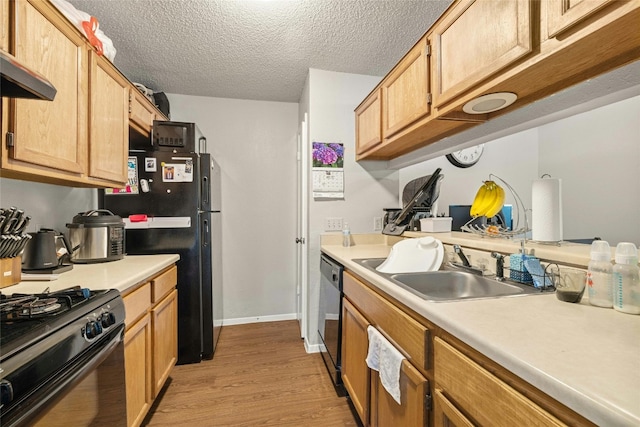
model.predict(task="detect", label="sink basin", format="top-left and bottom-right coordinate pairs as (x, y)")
top-left (353, 258), bottom-right (548, 302)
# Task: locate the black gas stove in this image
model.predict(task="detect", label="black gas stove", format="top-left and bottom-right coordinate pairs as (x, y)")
top-left (0, 286), bottom-right (126, 427)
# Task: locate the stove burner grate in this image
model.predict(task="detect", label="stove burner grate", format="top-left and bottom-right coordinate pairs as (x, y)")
top-left (1, 296), bottom-right (65, 320)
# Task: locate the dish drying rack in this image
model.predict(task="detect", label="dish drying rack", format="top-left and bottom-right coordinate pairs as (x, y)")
top-left (461, 174), bottom-right (530, 239)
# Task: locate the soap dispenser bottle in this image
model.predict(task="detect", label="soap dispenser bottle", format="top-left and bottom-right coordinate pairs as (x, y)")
top-left (587, 240), bottom-right (613, 308)
top-left (613, 242), bottom-right (640, 315)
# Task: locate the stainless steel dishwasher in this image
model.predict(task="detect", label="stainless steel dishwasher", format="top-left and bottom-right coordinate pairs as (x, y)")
top-left (318, 253), bottom-right (345, 396)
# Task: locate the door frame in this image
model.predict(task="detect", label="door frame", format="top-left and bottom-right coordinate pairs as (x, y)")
top-left (296, 113), bottom-right (309, 339)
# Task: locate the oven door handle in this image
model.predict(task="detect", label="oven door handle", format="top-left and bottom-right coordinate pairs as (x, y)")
top-left (3, 325), bottom-right (125, 427)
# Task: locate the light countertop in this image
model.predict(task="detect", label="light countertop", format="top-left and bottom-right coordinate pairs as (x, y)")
top-left (2, 254), bottom-right (180, 295)
top-left (322, 234), bottom-right (640, 427)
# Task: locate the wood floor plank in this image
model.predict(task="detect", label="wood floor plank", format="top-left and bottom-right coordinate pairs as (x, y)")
top-left (143, 320), bottom-right (358, 426)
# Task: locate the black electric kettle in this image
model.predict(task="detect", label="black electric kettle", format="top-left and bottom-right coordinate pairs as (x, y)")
top-left (22, 229), bottom-right (73, 272)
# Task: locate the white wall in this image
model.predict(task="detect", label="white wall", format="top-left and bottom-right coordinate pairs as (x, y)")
top-left (400, 95), bottom-right (640, 246)
top-left (399, 129), bottom-right (538, 231)
top-left (304, 69), bottom-right (399, 346)
top-left (0, 178), bottom-right (96, 234)
top-left (538, 95), bottom-right (640, 245)
top-left (167, 94), bottom-right (299, 323)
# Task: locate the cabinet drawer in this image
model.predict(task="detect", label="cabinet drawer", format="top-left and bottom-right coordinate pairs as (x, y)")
top-left (344, 272), bottom-right (429, 373)
top-left (152, 266), bottom-right (177, 303)
top-left (123, 282), bottom-right (151, 327)
top-left (434, 338), bottom-right (565, 426)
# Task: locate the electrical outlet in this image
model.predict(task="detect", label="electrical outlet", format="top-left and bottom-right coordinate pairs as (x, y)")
top-left (325, 217), bottom-right (343, 231)
top-left (373, 217), bottom-right (383, 231)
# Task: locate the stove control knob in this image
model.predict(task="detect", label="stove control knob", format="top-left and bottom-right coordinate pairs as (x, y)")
top-left (101, 312), bottom-right (116, 328)
top-left (85, 321), bottom-right (102, 339)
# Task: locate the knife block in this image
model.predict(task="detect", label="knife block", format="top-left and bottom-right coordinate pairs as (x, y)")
top-left (0, 257), bottom-right (22, 289)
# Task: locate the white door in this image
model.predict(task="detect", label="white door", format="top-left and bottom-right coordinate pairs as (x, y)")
top-left (296, 114), bottom-right (309, 339)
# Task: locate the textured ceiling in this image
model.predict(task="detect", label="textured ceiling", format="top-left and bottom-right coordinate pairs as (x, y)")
top-left (67, 0), bottom-right (453, 102)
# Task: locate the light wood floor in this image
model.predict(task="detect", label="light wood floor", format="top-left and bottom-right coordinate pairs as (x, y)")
top-left (142, 320), bottom-right (359, 426)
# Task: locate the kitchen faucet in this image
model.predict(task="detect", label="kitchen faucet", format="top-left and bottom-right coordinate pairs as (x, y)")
top-left (450, 245), bottom-right (485, 276)
top-left (453, 245), bottom-right (471, 267)
top-left (491, 252), bottom-right (505, 281)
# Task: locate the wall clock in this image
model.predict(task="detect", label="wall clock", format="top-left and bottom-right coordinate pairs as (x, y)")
top-left (446, 144), bottom-right (484, 168)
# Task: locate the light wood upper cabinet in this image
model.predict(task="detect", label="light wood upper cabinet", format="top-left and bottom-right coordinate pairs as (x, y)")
top-left (382, 37), bottom-right (431, 140)
top-left (88, 52), bottom-right (129, 184)
top-left (1, 0), bottom-right (166, 187)
top-left (355, 89), bottom-right (382, 156)
top-left (4, 0), bottom-right (88, 178)
top-left (341, 297), bottom-right (371, 425)
top-left (129, 89), bottom-right (157, 137)
top-left (1, 0), bottom-right (8, 51)
top-left (432, 0), bottom-right (533, 108)
top-left (546, 0), bottom-right (613, 38)
top-left (354, 0), bottom-right (638, 161)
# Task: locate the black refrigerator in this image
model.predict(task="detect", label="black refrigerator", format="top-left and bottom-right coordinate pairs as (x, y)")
top-left (100, 121), bottom-right (222, 365)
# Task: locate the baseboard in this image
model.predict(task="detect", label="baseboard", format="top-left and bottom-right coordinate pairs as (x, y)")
top-left (223, 313), bottom-right (297, 326)
top-left (304, 340), bottom-right (322, 353)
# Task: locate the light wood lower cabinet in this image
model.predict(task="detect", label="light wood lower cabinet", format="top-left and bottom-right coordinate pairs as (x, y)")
top-left (434, 337), bottom-right (566, 427)
top-left (151, 289), bottom-right (178, 397)
top-left (341, 298), bottom-right (371, 424)
top-left (342, 272), bottom-right (431, 426)
top-left (370, 361), bottom-right (429, 427)
top-left (122, 265), bottom-right (178, 427)
top-left (345, 269), bottom-right (598, 427)
top-left (124, 312), bottom-right (152, 427)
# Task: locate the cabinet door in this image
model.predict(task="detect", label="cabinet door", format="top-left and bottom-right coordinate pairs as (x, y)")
top-left (7, 0), bottom-right (88, 176)
top-left (355, 89), bottom-right (382, 155)
top-left (88, 53), bottom-right (129, 184)
top-left (341, 298), bottom-right (371, 425)
top-left (125, 313), bottom-right (152, 427)
top-left (432, 0), bottom-right (532, 107)
top-left (151, 289), bottom-right (178, 398)
top-left (129, 89), bottom-right (157, 137)
top-left (382, 38), bottom-right (430, 140)
top-left (370, 360), bottom-right (429, 427)
top-left (547, 0), bottom-right (613, 38)
top-left (433, 389), bottom-right (474, 427)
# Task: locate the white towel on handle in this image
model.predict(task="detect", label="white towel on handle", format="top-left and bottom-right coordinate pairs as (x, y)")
top-left (365, 325), bottom-right (406, 404)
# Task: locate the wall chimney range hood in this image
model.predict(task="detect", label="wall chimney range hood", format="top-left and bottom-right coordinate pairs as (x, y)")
top-left (1, 49), bottom-right (56, 101)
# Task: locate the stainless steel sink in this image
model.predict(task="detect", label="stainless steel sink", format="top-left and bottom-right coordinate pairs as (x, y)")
top-left (352, 258), bottom-right (549, 302)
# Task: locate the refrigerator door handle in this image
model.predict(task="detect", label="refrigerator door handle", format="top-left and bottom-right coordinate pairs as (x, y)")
top-left (202, 176), bottom-right (209, 206)
top-left (202, 218), bottom-right (209, 247)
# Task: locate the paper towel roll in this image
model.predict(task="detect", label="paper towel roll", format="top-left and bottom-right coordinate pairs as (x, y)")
top-left (532, 178), bottom-right (563, 242)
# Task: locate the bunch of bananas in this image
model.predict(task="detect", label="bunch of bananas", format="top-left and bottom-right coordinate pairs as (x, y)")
top-left (470, 180), bottom-right (505, 218)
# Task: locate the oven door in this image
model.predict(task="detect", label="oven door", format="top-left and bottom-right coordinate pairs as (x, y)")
top-left (318, 254), bottom-right (345, 395)
top-left (2, 325), bottom-right (127, 427)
